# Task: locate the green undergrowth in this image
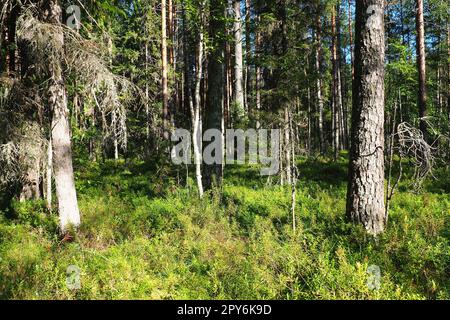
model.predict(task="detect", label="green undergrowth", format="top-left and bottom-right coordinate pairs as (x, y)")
top-left (0, 157), bottom-right (448, 299)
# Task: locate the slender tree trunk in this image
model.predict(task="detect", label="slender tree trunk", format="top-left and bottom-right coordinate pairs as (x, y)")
top-left (331, 7), bottom-right (342, 159)
top-left (112, 111), bottom-right (119, 160)
top-left (437, 59), bottom-right (442, 115)
top-left (145, 41), bottom-right (150, 143)
top-left (225, 35), bottom-right (232, 128)
top-left (290, 110), bottom-right (297, 232)
top-left (386, 94), bottom-right (399, 223)
top-left (168, 0), bottom-right (177, 129)
top-left (348, 0), bottom-right (354, 80)
top-left (347, 0), bottom-right (386, 236)
top-left (182, 4), bottom-right (191, 125)
top-left (168, 0), bottom-right (174, 65)
top-left (191, 9), bottom-right (205, 198)
top-left (233, 0), bottom-right (245, 119)
top-left (245, 0), bottom-right (252, 115)
top-left (284, 106), bottom-right (291, 185)
top-left (307, 85), bottom-right (312, 155)
top-left (46, 136), bottom-right (52, 210)
top-left (415, 0), bottom-right (427, 138)
top-left (107, 37), bottom-right (119, 160)
top-left (161, 0), bottom-right (169, 139)
top-left (315, 15), bottom-right (325, 154)
top-left (44, 0), bottom-right (80, 232)
top-left (279, 129), bottom-right (284, 185)
top-left (204, 0), bottom-right (226, 190)
top-left (447, 24), bottom-right (450, 155)
top-left (255, 14), bottom-right (262, 130)
top-left (337, 4), bottom-right (348, 149)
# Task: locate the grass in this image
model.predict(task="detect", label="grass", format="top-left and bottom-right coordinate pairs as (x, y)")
top-left (0, 155), bottom-right (448, 299)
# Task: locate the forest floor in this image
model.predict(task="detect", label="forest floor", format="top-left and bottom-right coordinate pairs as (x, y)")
top-left (0, 155), bottom-right (449, 299)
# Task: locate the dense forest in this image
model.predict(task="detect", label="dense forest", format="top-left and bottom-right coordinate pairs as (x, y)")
top-left (0, 0), bottom-right (449, 300)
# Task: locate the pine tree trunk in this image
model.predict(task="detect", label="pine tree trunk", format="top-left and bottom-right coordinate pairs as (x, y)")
top-left (347, 0), bottom-right (386, 236)
top-left (349, 0), bottom-right (354, 80)
top-left (168, 0), bottom-right (174, 65)
top-left (204, 0), bottom-right (226, 190)
top-left (415, 0), bottom-right (427, 138)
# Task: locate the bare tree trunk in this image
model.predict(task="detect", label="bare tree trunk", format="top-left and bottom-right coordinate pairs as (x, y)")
top-left (437, 59), bottom-right (442, 115)
top-left (233, 0), bottom-right (245, 119)
top-left (191, 10), bottom-right (205, 198)
top-left (112, 111), bottom-right (119, 160)
top-left (51, 87), bottom-right (80, 231)
top-left (255, 14), bottom-right (262, 130)
top-left (447, 24), bottom-right (450, 156)
top-left (107, 37), bottom-right (119, 161)
top-left (415, 0), bottom-right (427, 138)
top-left (245, 0), bottom-right (252, 114)
top-left (225, 34), bottom-right (232, 128)
top-left (347, 0), bottom-right (386, 236)
top-left (145, 42), bottom-right (150, 142)
top-left (337, 4), bottom-right (348, 149)
top-left (386, 92), bottom-right (400, 223)
top-left (182, 4), bottom-right (191, 126)
top-left (162, 0), bottom-right (169, 139)
top-left (348, 0), bottom-right (354, 80)
top-left (168, 0), bottom-right (177, 129)
top-left (46, 137), bottom-right (52, 210)
top-left (290, 112), bottom-right (297, 232)
top-left (204, 0), bottom-right (226, 190)
top-left (331, 6), bottom-right (343, 158)
top-left (307, 85), bottom-right (312, 156)
top-left (279, 130), bottom-right (284, 185)
top-left (43, 1), bottom-right (81, 232)
top-left (315, 15), bottom-right (325, 154)
top-left (284, 106), bottom-right (291, 185)
top-left (168, 0), bottom-right (174, 65)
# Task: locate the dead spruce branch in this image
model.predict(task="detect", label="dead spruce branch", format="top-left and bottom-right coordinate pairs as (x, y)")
top-left (16, 9), bottom-right (144, 150)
